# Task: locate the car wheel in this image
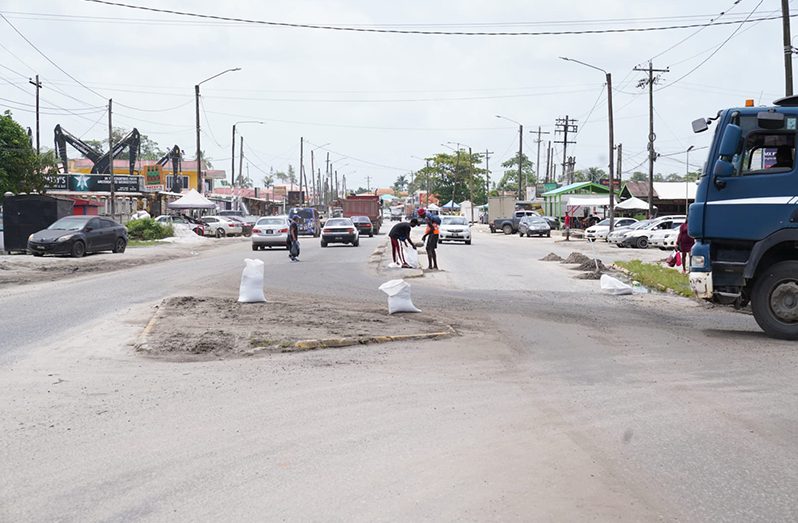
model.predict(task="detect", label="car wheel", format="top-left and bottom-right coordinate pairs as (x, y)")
top-left (369, 233), bottom-right (373, 238)
top-left (252, 244), bottom-right (258, 251)
top-left (215, 228), bottom-right (225, 238)
top-left (71, 241), bottom-right (86, 258)
top-left (321, 241), bottom-right (327, 247)
top-left (353, 240), bottom-right (360, 247)
top-left (546, 232), bottom-right (551, 237)
top-left (502, 224), bottom-right (513, 235)
top-left (112, 238), bottom-right (127, 253)
top-left (32, 252), bottom-right (44, 257)
top-left (465, 240), bottom-right (471, 245)
top-left (635, 236), bottom-right (649, 249)
top-left (751, 261), bottom-right (798, 339)
top-left (519, 232), bottom-right (524, 237)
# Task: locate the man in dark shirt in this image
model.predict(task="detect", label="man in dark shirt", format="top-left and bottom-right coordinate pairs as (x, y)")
top-left (288, 216), bottom-right (301, 262)
top-left (389, 219), bottom-right (418, 267)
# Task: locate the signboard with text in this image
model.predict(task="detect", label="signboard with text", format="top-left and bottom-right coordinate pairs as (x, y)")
top-left (45, 174), bottom-right (143, 193)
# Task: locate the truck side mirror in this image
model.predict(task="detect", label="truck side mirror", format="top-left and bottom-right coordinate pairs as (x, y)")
top-left (718, 124), bottom-right (742, 158)
top-left (713, 159), bottom-right (734, 189)
top-left (692, 118), bottom-right (709, 133)
top-left (757, 111), bottom-right (785, 130)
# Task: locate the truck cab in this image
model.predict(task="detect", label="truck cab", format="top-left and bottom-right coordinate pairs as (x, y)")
top-left (690, 96), bottom-right (798, 338)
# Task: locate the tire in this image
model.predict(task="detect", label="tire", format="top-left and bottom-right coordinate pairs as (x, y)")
top-left (353, 239), bottom-right (360, 247)
top-left (252, 244), bottom-right (258, 251)
top-left (465, 240), bottom-right (471, 245)
top-left (71, 241), bottom-right (85, 258)
top-left (112, 238), bottom-right (127, 253)
top-left (321, 241), bottom-right (327, 247)
top-left (32, 252), bottom-right (44, 257)
top-left (751, 260), bottom-right (798, 339)
top-left (369, 233), bottom-right (373, 238)
top-left (526, 233), bottom-right (531, 237)
top-left (215, 228), bottom-right (225, 238)
top-left (547, 232), bottom-right (551, 238)
top-left (519, 232), bottom-right (524, 237)
top-left (635, 236), bottom-right (649, 249)
top-left (502, 224), bottom-right (513, 235)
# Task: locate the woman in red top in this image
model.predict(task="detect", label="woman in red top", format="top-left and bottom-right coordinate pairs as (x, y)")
top-left (676, 221), bottom-right (694, 273)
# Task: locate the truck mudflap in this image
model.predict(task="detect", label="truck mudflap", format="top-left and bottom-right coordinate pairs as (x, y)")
top-left (690, 271), bottom-right (713, 299)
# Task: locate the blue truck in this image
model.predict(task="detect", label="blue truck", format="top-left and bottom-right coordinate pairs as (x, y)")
top-left (689, 96), bottom-right (798, 338)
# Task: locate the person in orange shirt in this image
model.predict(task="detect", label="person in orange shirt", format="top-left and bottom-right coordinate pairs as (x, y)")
top-left (421, 220), bottom-right (439, 270)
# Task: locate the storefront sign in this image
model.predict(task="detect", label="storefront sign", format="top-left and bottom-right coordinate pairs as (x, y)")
top-left (45, 174), bottom-right (143, 193)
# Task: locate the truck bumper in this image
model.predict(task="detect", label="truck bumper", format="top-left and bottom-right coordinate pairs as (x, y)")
top-left (690, 271), bottom-right (713, 299)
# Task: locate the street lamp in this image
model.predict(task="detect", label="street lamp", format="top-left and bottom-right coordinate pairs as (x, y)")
top-left (685, 145), bottom-right (695, 215)
top-left (195, 67), bottom-right (241, 193)
top-left (495, 115), bottom-right (525, 200)
top-left (559, 57), bottom-right (616, 232)
top-left (231, 120), bottom-right (263, 187)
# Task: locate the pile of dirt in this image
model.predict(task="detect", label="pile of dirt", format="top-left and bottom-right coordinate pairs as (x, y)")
top-left (561, 252), bottom-right (591, 264)
top-left (571, 259), bottom-right (607, 272)
top-left (137, 296), bottom-right (452, 361)
top-left (540, 253), bottom-right (564, 262)
top-left (574, 271), bottom-right (603, 280)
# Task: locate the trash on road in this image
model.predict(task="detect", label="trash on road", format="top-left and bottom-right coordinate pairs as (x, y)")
top-left (379, 279), bottom-right (421, 314)
top-left (600, 274), bottom-right (634, 295)
top-left (404, 248), bottom-right (421, 269)
top-left (238, 258), bottom-right (267, 303)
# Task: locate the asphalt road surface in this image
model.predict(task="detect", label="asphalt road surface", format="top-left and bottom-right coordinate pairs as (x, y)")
top-left (1, 228), bottom-right (796, 521)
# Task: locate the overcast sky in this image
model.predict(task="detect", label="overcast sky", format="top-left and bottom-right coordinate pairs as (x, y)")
top-left (0, 1), bottom-right (792, 189)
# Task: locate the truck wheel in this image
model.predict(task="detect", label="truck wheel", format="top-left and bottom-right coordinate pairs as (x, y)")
top-left (752, 260), bottom-right (798, 339)
top-left (502, 224), bottom-right (513, 235)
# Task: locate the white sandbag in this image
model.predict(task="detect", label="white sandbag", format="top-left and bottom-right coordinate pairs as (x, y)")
top-left (600, 274), bottom-right (633, 296)
top-left (238, 258), bottom-right (267, 303)
top-left (387, 262), bottom-right (401, 269)
top-left (403, 247), bottom-right (421, 269)
top-left (378, 279), bottom-right (421, 314)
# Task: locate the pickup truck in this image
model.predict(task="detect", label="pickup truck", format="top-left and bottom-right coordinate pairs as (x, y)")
top-left (689, 95), bottom-right (798, 339)
top-left (490, 210), bottom-right (539, 235)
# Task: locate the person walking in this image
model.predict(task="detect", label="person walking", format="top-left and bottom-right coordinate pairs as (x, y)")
top-left (288, 216), bottom-right (301, 262)
top-left (676, 220), bottom-right (694, 273)
top-left (388, 219), bottom-right (418, 267)
top-left (422, 219), bottom-right (439, 270)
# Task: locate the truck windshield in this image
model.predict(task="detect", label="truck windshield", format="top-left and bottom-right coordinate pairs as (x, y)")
top-left (289, 208), bottom-right (316, 220)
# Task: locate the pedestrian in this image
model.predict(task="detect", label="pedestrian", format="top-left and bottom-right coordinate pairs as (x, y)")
top-left (422, 219), bottom-right (439, 270)
top-left (288, 215), bottom-right (301, 262)
top-left (388, 219), bottom-right (419, 267)
top-left (676, 220), bottom-right (694, 273)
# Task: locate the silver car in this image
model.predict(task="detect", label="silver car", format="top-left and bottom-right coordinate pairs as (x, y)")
top-left (251, 215), bottom-right (290, 251)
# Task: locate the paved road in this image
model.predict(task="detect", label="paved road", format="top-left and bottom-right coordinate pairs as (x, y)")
top-left (1, 230), bottom-right (797, 521)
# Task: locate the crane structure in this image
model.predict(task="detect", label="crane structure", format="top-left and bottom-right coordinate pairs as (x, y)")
top-left (54, 124), bottom-right (141, 175)
top-left (156, 145), bottom-right (184, 192)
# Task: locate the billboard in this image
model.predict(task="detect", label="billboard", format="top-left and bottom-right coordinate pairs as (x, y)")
top-left (45, 173), bottom-right (143, 193)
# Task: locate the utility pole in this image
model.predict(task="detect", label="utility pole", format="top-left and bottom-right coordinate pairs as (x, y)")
top-left (616, 143), bottom-right (623, 187)
top-left (635, 61), bottom-right (669, 218)
top-left (517, 124), bottom-right (524, 200)
top-left (366, 175), bottom-right (371, 192)
top-left (425, 159), bottom-right (431, 206)
top-left (335, 170), bottom-right (339, 199)
top-left (530, 126), bottom-right (550, 189)
top-left (195, 84), bottom-right (202, 193)
top-left (108, 98), bottom-right (115, 217)
top-left (484, 149), bottom-right (493, 204)
top-left (783, 0), bottom-right (794, 96)
top-left (299, 137), bottom-right (305, 204)
top-left (310, 150), bottom-right (316, 205)
top-left (317, 168), bottom-right (322, 207)
top-left (28, 75), bottom-right (41, 154)
top-left (554, 116), bottom-right (577, 184)
top-left (545, 141), bottom-right (552, 184)
top-left (238, 135), bottom-right (244, 187)
top-left (606, 72), bottom-right (616, 233)
top-left (231, 124), bottom-right (236, 187)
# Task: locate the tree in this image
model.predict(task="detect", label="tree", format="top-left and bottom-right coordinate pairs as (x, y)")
top-left (497, 153), bottom-right (535, 193)
top-left (287, 164), bottom-right (297, 185)
top-left (0, 111), bottom-right (58, 199)
top-left (392, 174), bottom-right (408, 194)
top-left (416, 149), bottom-right (487, 205)
top-left (262, 174), bottom-right (274, 190)
top-left (273, 169), bottom-right (288, 183)
top-left (629, 171), bottom-right (647, 182)
top-left (570, 167), bottom-right (606, 183)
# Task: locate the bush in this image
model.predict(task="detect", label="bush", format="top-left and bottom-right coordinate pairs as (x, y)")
top-left (126, 218), bottom-right (173, 240)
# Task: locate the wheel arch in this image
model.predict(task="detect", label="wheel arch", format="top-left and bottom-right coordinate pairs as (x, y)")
top-left (744, 229), bottom-right (798, 279)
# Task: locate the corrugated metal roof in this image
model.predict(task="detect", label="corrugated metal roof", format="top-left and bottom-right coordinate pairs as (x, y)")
top-left (542, 181), bottom-right (609, 196)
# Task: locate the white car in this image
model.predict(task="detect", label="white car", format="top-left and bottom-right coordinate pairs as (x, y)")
top-left (649, 222), bottom-right (684, 250)
top-left (607, 220), bottom-right (652, 246)
top-left (585, 217), bottom-right (638, 241)
top-left (201, 216), bottom-right (243, 238)
top-left (439, 215), bottom-right (471, 244)
top-left (251, 215), bottom-right (290, 251)
top-left (619, 215), bottom-right (686, 249)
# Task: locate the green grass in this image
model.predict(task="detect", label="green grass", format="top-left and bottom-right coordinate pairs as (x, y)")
top-left (127, 239), bottom-right (160, 248)
top-left (615, 259), bottom-right (692, 297)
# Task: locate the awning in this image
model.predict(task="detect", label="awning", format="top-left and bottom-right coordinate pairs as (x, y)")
top-left (615, 196), bottom-right (653, 211)
top-left (565, 195), bottom-right (610, 207)
top-left (167, 188), bottom-right (217, 209)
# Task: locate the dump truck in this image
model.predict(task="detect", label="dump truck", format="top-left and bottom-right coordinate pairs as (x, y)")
top-left (342, 194), bottom-right (382, 234)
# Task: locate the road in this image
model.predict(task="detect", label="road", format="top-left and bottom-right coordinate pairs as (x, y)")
top-left (1, 228), bottom-right (797, 521)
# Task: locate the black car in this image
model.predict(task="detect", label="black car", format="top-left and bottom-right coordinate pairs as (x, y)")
top-left (28, 215), bottom-right (128, 258)
top-left (350, 215), bottom-right (374, 237)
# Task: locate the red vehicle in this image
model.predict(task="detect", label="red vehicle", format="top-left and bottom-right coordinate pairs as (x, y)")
top-left (342, 194), bottom-right (382, 234)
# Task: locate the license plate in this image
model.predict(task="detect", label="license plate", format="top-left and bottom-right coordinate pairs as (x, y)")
top-left (335, 236), bottom-right (343, 241)
top-left (451, 234), bottom-right (461, 237)
top-left (265, 230), bottom-right (273, 234)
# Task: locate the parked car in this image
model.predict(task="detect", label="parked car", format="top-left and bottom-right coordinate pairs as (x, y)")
top-left (607, 220), bottom-right (652, 246)
top-left (618, 215), bottom-right (686, 249)
top-left (200, 216), bottom-right (243, 238)
top-left (225, 216), bottom-right (253, 237)
top-left (218, 210), bottom-right (259, 226)
top-left (27, 215), bottom-right (127, 258)
top-left (649, 219), bottom-right (685, 250)
top-left (439, 215), bottom-right (472, 244)
top-left (490, 209), bottom-right (539, 235)
top-left (541, 216), bottom-right (560, 230)
top-left (155, 214), bottom-right (205, 236)
top-left (585, 217), bottom-right (638, 241)
top-left (320, 217), bottom-right (359, 247)
top-left (518, 215), bottom-right (551, 237)
top-left (251, 215), bottom-right (290, 251)
top-left (350, 215), bottom-right (374, 237)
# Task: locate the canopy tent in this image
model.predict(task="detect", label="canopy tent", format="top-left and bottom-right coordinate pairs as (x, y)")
top-left (380, 194), bottom-right (397, 201)
top-left (615, 196), bottom-right (654, 211)
top-left (167, 189), bottom-right (217, 210)
top-left (441, 200), bottom-right (460, 210)
top-left (427, 203), bottom-right (441, 211)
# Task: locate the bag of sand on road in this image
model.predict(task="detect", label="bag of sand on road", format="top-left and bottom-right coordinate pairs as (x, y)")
top-left (403, 247), bottom-right (421, 269)
top-left (600, 274), bottom-right (634, 296)
top-left (378, 279), bottom-right (421, 314)
top-left (238, 258), bottom-right (267, 303)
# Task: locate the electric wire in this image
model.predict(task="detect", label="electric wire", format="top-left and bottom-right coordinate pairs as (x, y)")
top-left (83, 0), bottom-right (793, 37)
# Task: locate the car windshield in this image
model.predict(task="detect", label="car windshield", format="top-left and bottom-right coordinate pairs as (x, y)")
top-left (256, 218), bottom-right (285, 225)
top-left (628, 220), bottom-right (652, 230)
top-left (326, 219), bottom-right (352, 227)
top-left (442, 217), bottom-right (467, 225)
top-left (596, 218), bottom-right (611, 226)
top-left (352, 216), bottom-right (370, 223)
top-left (47, 217), bottom-right (88, 231)
top-left (218, 211), bottom-right (241, 216)
top-left (525, 216), bottom-right (546, 223)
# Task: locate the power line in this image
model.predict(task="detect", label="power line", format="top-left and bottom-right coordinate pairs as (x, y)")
top-left (84, 0), bottom-right (794, 37)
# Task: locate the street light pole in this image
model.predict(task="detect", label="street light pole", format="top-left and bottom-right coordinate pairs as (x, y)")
top-left (560, 57), bottom-right (615, 231)
top-left (195, 67), bottom-right (241, 194)
top-left (686, 145), bottom-right (694, 214)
